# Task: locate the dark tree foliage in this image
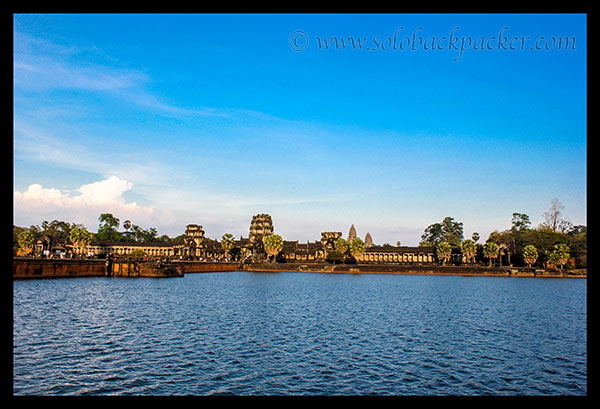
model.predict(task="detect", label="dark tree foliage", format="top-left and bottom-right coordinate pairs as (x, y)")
top-left (488, 227), bottom-right (586, 267)
top-left (421, 217), bottom-right (463, 246)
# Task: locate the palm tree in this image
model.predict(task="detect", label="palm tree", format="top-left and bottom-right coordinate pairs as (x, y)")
top-left (122, 220), bottom-right (132, 241)
top-left (17, 230), bottom-right (34, 256)
top-left (436, 241), bottom-right (452, 265)
top-left (460, 239), bottom-right (476, 264)
top-left (262, 234), bottom-right (283, 263)
top-left (335, 238), bottom-right (349, 256)
top-left (349, 237), bottom-right (365, 261)
top-left (326, 237), bottom-right (349, 263)
top-left (522, 245), bottom-right (538, 268)
top-left (131, 225), bottom-right (142, 242)
top-left (69, 227), bottom-right (92, 257)
top-left (220, 233), bottom-right (235, 259)
top-left (548, 244), bottom-right (570, 270)
top-left (483, 242), bottom-right (499, 267)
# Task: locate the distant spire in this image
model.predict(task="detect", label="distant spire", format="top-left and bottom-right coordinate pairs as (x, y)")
top-left (348, 224), bottom-right (357, 241)
top-left (365, 232), bottom-right (373, 248)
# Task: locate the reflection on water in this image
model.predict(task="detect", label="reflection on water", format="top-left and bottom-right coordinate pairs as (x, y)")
top-left (14, 272), bottom-right (586, 395)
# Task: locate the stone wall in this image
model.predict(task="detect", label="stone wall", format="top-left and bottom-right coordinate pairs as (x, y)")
top-left (244, 262), bottom-right (586, 277)
top-left (13, 258), bottom-right (232, 279)
top-left (13, 257), bottom-right (106, 279)
top-left (175, 261), bottom-right (240, 273)
top-left (13, 258), bottom-right (585, 279)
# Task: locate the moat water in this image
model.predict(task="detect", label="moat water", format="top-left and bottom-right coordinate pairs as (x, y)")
top-left (13, 271), bottom-right (586, 396)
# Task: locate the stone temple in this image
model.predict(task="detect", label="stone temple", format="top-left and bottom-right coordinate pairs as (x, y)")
top-left (55, 213), bottom-right (439, 264)
top-left (348, 224), bottom-right (357, 241)
top-left (249, 214), bottom-right (274, 244)
top-left (365, 232), bottom-right (373, 248)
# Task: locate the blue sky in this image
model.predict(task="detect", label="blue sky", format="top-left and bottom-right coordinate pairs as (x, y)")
top-left (13, 13), bottom-right (587, 245)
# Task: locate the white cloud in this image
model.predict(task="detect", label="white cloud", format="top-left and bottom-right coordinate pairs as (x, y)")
top-left (76, 177), bottom-right (135, 207)
top-left (14, 176), bottom-right (154, 230)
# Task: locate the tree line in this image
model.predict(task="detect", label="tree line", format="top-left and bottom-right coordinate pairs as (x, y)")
top-left (14, 213), bottom-right (181, 256)
top-left (14, 199), bottom-right (586, 269)
top-left (418, 199), bottom-right (586, 269)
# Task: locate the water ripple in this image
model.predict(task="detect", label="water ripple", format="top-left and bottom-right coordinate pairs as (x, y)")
top-left (14, 273), bottom-right (586, 396)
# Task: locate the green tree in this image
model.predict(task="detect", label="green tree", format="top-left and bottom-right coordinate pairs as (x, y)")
top-left (460, 239), bottom-right (476, 264)
top-left (421, 217), bottom-right (463, 246)
top-left (441, 217), bottom-right (464, 246)
top-left (38, 220), bottom-right (72, 252)
top-left (511, 213), bottom-right (531, 231)
top-left (436, 241), bottom-right (452, 265)
top-left (487, 223), bottom-right (581, 267)
top-left (122, 220), bottom-right (133, 240)
top-left (17, 230), bottom-right (35, 256)
top-left (421, 223), bottom-right (444, 245)
top-left (97, 213), bottom-right (122, 241)
top-left (41, 220), bottom-right (73, 240)
top-left (142, 227), bottom-right (158, 242)
top-left (131, 225), bottom-right (143, 242)
top-left (567, 227), bottom-right (587, 267)
top-left (14, 226), bottom-right (26, 253)
top-left (220, 233), bottom-right (235, 258)
top-left (488, 229), bottom-right (516, 266)
top-left (131, 249), bottom-right (146, 258)
top-left (568, 225), bottom-right (587, 236)
top-left (325, 251), bottom-right (345, 264)
top-left (126, 224), bottom-right (159, 242)
top-left (548, 244), bottom-right (570, 270)
top-left (157, 234), bottom-right (171, 243)
top-left (522, 245), bottom-right (538, 268)
top-left (335, 237), bottom-right (349, 255)
top-left (262, 234), bottom-right (283, 263)
top-left (69, 227), bottom-right (93, 256)
top-left (349, 237), bottom-right (365, 260)
top-left (483, 242), bottom-right (499, 267)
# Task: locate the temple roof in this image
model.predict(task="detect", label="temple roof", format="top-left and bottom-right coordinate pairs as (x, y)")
top-left (90, 240), bottom-right (178, 247)
top-left (365, 245), bottom-right (435, 253)
top-left (348, 224), bottom-right (357, 240)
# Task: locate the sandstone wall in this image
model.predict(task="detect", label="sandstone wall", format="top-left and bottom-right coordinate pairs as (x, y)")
top-left (13, 258), bottom-right (106, 279)
top-left (176, 261), bottom-right (240, 273)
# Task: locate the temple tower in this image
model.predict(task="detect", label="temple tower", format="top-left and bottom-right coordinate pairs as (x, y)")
top-left (365, 232), bottom-right (373, 248)
top-left (348, 224), bottom-right (357, 241)
top-left (249, 214), bottom-right (274, 262)
top-left (249, 214), bottom-right (274, 244)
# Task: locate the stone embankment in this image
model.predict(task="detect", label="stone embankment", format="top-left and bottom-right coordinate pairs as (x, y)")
top-left (244, 262), bottom-right (587, 278)
top-left (13, 258), bottom-right (106, 279)
top-left (13, 258), bottom-right (239, 279)
top-left (13, 258), bottom-right (586, 279)
top-left (173, 261), bottom-right (241, 273)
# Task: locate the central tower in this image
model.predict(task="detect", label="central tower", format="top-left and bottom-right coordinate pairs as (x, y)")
top-left (249, 214), bottom-right (274, 261)
top-left (249, 214), bottom-right (274, 244)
